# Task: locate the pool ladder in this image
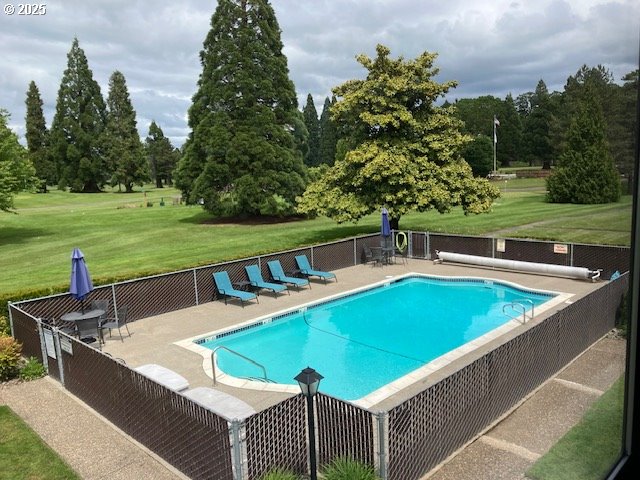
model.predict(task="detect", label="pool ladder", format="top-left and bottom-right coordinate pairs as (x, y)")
top-left (211, 346), bottom-right (270, 385)
top-left (503, 298), bottom-right (535, 323)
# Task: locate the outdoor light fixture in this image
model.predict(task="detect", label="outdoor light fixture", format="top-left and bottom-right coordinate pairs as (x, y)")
top-left (294, 366), bottom-right (323, 480)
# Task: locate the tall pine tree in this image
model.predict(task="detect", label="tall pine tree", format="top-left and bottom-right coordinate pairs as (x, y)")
top-left (104, 71), bottom-right (148, 192)
top-left (25, 81), bottom-right (54, 190)
top-left (522, 80), bottom-right (554, 168)
top-left (302, 94), bottom-right (320, 166)
top-left (146, 121), bottom-right (178, 188)
top-left (175, 0), bottom-right (306, 217)
top-left (49, 38), bottom-right (107, 192)
top-left (546, 83), bottom-right (621, 204)
top-left (318, 96), bottom-right (338, 165)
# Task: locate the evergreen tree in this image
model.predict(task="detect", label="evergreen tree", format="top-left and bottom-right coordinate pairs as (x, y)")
top-left (49, 38), bottom-right (107, 192)
top-left (522, 80), bottom-right (554, 168)
top-left (24, 81), bottom-right (54, 190)
top-left (1, 109), bottom-right (39, 212)
top-left (176, 0), bottom-right (306, 217)
top-left (462, 135), bottom-right (493, 177)
top-left (298, 45), bottom-right (499, 229)
top-left (302, 94), bottom-right (320, 166)
top-left (146, 121), bottom-right (178, 188)
top-left (318, 96), bottom-right (338, 165)
top-left (546, 84), bottom-right (621, 204)
top-left (610, 70), bottom-right (638, 193)
top-left (104, 71), bottom-right (148, 192)
top-left (498, 94), bottom-right (523, 167)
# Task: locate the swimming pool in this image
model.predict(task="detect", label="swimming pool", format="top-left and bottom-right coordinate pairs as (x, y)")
top-left (183, 274), bottom-right (569, 404)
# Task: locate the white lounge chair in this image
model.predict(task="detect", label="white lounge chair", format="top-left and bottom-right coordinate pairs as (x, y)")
top-left (134, 364), bottom-right (189, 392)
top-left (182, 386), bottom-right (256, 421)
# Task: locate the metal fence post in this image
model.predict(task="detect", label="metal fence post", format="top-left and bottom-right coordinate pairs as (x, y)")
top-left (310, 245), bottom-right (314, 267)
top-left (231, 419), bottom-right (243, 480)
top-left (36, 319), bottom-right (49, 374)
top-left (375, 411), bottom-right (388, 480)
top-left (424, 232), bottom-right (429, 260)
top-left (353, 238), bottom-right (357, 265)
top-left (53, 329), bottom-right (65, 386)
top-left (193, 269), bottom-right (199, 305)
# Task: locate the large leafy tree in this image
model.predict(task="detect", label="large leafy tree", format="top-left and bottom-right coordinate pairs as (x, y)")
top-left (1, 110), bottom-right (39, 212)
top-left (104, 71), bottom-right (148, 192)
top-left (49, 38), bottom-right (107, 192)
top-left (176, 0), bottom-right (306, 217)
top-left (25, 81), bottom-right (54, 190)
top-left (302, 94), bottom-right (320, 166)
top-left (146, 121), bottom-right (178, 188)
top-left (298, 45), bottom-right (500, 229)
top-left (546, 84), bottom-right (621, 204)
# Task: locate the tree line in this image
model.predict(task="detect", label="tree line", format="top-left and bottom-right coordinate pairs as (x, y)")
top-left (2, 0), bottom-right (637, 218)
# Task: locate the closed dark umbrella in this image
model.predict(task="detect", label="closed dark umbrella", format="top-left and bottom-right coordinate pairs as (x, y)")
top-left (381, 207), bottom-right (391, 237)
top-left (70, 248), bottom-right (93, 312)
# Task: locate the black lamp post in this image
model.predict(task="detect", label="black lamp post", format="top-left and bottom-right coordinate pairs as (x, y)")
top-left (295, 366), bottom-right (323, 480)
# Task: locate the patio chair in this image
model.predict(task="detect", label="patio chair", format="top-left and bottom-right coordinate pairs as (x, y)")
top-left (295, 255), bottom-right (337, 284)
top-left (75, 317), bottom-right (102, 349)
top-left (100, 305), bottom-right (130, 342)
top-left (267, 260), bottom-right (310, 291)
top-left (91, 299), bottom-right (109, 326)
top-left (245, 264), bottom-right (289, 297)
top-left (183, 386), bottom-right (256, 421)
top-left (213, 271), bottom-right (258, 307)
top-left (363, 246), bottom-right (383, 267)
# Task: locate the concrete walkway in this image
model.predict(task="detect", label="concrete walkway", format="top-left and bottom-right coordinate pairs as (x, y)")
top-left (0, 334), bottom-right (625, 480)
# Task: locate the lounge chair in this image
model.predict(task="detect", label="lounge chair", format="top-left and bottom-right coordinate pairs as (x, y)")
top-left (183, 386), bottom-right (256, 421)
top-left (245, 264), bottom-right (289, 297)
top-left (134, 363), bottom-right (189, 392)
top-left (295, 255), bottom-right (337, 284)
top-left (213, 271), bottom-right (258, 307)
top-left (267, 260), bottom-right (310, 291)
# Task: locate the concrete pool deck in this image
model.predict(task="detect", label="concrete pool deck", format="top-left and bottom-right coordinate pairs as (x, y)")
top-left (101, 258), bottom-right (604, 412)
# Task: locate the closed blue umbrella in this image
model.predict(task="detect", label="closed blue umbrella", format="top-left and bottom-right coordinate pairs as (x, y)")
top-left (381, 208), bottom-right (391, 237)
top-left (70, 248), bottom-right (93, 312)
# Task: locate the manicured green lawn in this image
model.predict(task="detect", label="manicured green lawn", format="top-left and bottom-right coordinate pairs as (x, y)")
top-left (526, 375), bottom-right (625, 480)
top-left (0, 406), bottom-right (80, 480)
top-left (0, 181), bottom-right (631, 295)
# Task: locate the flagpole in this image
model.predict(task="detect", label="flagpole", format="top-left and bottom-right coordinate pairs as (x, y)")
top-left (493, 116), bottom-right (497, 173)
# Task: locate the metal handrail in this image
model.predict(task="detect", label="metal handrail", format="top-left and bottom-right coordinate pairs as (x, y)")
top-left (211, 346), bottom-right (268, 385)
top-left (514, 298), bottom-right (535, 319)
top-left (503, 302), bottom-right (527, 323)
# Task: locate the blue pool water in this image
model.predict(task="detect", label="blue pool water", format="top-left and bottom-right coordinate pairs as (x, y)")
top-left (199, 276), bottom-right (554, 400)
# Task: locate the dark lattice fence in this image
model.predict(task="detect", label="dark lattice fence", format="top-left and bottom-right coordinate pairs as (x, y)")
top-left (428, 233), bottom-right (493, 259)
top-left (60, 336), bottom-right (234, 480)
top-left (316, 393), bottom-right (375, 467)
top-left (245, 394), bottom-right (308, 479)
top-left (386, 275), bottom-right (628, 480)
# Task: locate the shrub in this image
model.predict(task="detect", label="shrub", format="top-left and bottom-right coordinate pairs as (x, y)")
top-left (0, 335), bottom-right (22, 381)
top-left (260, 468), bottom-right (300, 480)
top-left (19, 356), bottom-right (46, 381)
top-left (0, 315), bottom-right (9, 336)
top-left (321, 457), bottom-right (380, 480)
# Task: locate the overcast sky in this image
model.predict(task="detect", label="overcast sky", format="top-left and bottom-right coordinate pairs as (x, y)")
top-left (1, 0), bottom-right (638, 147)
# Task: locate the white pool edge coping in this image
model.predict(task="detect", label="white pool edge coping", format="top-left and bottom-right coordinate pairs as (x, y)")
top-left (174, 272), bottom-right (574, 407)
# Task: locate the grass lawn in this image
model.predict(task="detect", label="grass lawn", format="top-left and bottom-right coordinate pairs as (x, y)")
top-left (526, 375), bottom-right (625, 480)
top-left (0, 179), bottom-right (631, 295)
top-left (0, 405), bottom-right (80, 480)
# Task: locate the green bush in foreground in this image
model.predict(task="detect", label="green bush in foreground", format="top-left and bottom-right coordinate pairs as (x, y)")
top-left (321, 456), bottom-right (380, 480)
top-left (0, 334), bottom-right (22, 381)
top-left (260, 468), bottom-right (300, 480)
top-left (19, 356), bottom-right (46, 381)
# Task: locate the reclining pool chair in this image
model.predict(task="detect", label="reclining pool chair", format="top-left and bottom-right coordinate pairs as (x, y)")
top-left (267, 260), bottom-right (310, 291)
top-left (245, 264), bottom-right (289, 297)
top-left (295, 255), bottom-right (337, 284)
top-left (213, 271), bottom-right (258, 307)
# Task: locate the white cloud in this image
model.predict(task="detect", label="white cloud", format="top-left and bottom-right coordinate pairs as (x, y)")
top-left (1, 0), bottom-right (637, 147)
